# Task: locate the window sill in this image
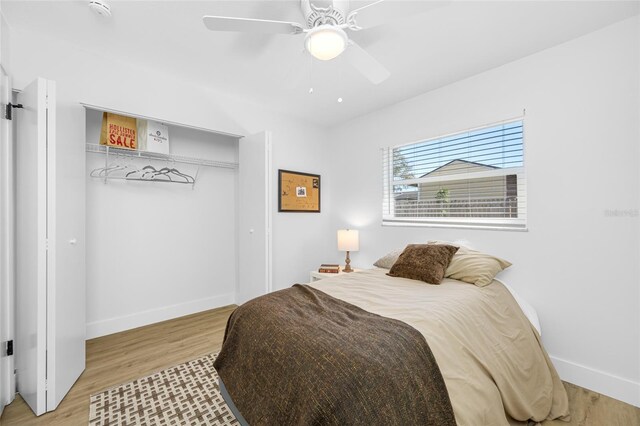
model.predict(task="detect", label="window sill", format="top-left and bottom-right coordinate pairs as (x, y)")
top-left (381, 221), bottom-right (528, 232)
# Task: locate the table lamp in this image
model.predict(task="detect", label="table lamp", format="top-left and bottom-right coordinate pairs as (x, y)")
top-left (337, 229), bottom-right (359, 273)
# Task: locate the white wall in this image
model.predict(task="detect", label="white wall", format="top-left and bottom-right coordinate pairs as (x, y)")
top-left (327, 17), bottom-right (640, 406)
top-left (10, 27), bottom-right (333, 336)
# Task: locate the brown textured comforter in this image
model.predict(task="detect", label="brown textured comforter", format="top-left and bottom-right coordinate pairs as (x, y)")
top-left (214, 284), bottom-right (456, 426)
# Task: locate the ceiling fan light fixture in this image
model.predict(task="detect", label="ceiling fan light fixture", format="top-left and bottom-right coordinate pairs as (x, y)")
top-left (305, 25), bottom-right (347, 61)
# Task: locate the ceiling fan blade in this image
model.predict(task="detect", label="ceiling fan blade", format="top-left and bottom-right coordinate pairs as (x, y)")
top-left (345, 41), bottom-right (390, 85)
top-left (203, 16), bottom-right (304, 35)
top-left (349, 0), bottom-right (385, 19)
top-left (348, 0), bottom-right (448, 30)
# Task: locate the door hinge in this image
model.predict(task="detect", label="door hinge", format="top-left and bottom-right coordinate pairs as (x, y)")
top-left (5, 340), bottom-right (13, 356)
top-left (4, 103), bottom-right (24, 120)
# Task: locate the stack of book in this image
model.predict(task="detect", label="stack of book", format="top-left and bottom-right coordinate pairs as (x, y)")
top-left (318, 264), bottom-right (341, 273)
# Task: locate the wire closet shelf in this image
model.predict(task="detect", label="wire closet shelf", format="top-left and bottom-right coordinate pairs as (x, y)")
top-left (86, 143), bottom-right (238, 189)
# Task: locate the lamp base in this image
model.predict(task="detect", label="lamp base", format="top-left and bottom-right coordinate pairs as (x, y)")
top-left (344, 251), bottom-right (353, 273)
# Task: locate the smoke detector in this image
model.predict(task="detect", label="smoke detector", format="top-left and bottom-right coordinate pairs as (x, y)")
top-left (89, 1), bottom-right (111, 18)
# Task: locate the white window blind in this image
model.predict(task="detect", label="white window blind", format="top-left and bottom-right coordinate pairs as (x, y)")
top-left (382, 119), bottom-right (526, 230)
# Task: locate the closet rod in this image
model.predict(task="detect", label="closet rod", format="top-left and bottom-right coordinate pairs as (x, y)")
top-left (85, 143), bottom-right (238, 170)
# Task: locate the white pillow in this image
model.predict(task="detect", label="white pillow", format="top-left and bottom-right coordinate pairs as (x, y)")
top-left (373, 248), bottom-right (403, 269)
top-left (428, 241), bottom-right (511, 287)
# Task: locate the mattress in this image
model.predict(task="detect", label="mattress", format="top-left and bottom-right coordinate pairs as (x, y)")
top-left (309, 269), bottom-right (569, 426)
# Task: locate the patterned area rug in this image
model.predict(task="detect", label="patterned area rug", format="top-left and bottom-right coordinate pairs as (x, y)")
top-left (89, 353), bottom-right (239, 425)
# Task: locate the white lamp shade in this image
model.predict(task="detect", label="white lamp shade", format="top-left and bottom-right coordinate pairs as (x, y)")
top-left (337, 229), bottom-right (359, 252)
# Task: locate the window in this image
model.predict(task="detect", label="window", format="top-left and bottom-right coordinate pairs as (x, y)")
top-left (382, 120), bottom-right (526, 230)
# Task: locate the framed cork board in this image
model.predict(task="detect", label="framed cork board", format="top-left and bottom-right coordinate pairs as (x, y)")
top-left (278, 169), bottom-right (321, 213)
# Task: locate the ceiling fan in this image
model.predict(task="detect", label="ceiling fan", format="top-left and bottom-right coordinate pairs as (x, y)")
top-left (203, 0), bottom-right (392, 85)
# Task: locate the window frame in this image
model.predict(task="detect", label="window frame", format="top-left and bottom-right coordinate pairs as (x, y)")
top-left (382, 118), bottom-right (527, 231)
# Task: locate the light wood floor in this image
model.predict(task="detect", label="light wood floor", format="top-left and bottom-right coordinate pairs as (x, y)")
top-left (0, 305), bottom-right (236, 426)
top-left (1, 305), bottom-right (638, 426)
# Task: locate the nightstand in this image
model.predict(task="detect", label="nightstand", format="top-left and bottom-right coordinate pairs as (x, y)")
top-left (309, 269), bottom-right (361, 282)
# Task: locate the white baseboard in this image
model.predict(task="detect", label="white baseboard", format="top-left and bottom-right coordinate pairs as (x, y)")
top-left (550, 355), bottom-right (640, 407)
top-left (86, 293), bottom-right (236, 339)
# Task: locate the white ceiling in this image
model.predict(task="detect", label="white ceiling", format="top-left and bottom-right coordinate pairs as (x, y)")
top-left (2, 1), bottom-right (638, 126)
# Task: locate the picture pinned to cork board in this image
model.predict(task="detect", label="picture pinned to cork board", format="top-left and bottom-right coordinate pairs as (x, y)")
top-left (278, 169), bottom-right (321, 213)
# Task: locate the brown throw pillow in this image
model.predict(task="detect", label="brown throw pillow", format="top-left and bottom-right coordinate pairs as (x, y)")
top-left (387, 244), bottom-right (459, 284)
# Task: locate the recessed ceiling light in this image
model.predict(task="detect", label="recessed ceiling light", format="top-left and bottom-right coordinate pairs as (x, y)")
top-left (89, 0), bottom-right (112, 18)
top-left (309, 88), bottom-right (314, 94)
top-left (337, 97), bottom-right (343, 103)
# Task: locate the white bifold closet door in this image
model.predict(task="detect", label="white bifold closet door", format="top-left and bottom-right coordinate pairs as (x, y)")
top-left (238, 131), bottom-right (272, 304)
top-left (0, 65), bottom-right (14, 416)
top-left (15, 78), bottom-right (86, 415)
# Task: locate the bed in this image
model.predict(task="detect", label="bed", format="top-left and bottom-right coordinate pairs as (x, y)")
top-left (214, 268), bottom-right (570, 426)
